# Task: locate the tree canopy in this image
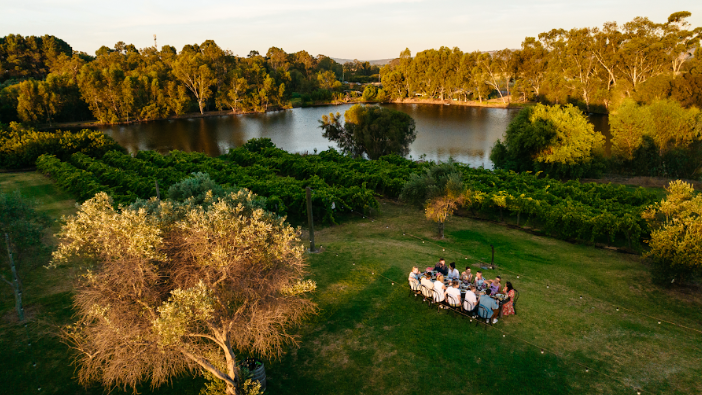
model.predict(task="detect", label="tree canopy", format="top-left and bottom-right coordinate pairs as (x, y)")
top-left (319, 104), bottom-right (417, 160)
top-left (642, 180), bottom-right (702, 283)
top-left (379, 12), bottom-right (702, 110)
top-left (490, 104), bottom-right (605, 178)
top-left (53, 185), bottom-right (316, 395)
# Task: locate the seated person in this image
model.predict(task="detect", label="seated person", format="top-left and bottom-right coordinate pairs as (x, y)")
top-left (445, 280), bottom-right (462, 307)
top-left (461, 267), bottom-right (473, 284)
top-left (408, 267), bottom-right (422, 290)
top-left (434, 258), bottom-right (449, 276)
top-left (420, 272), bottom-right (434, 299)
top-left (447, 262), bottom-right (460, 279)
top-left (463, 285), bottom-right (478, 312)
top-left (501, 282), bottom-right (516, 316)
top-left (475, 271), bottom-right (485, 289)
top-left (433, 274), bottom-right (447, 303)
top-left (478, 288), bottom-right (500, 324)
top-left (489, 276), bottom-right (501, 295)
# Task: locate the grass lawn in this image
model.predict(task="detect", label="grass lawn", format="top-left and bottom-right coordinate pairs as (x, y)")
top-left (2, 173), bottom-right (701, 394)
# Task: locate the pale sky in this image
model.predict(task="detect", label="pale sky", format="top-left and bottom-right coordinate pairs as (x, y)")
top-left (1, 0), bottom-right (700, 59)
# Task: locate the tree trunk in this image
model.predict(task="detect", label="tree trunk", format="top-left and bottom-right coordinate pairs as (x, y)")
top-left (517, 211), bottom-right (520, 227)
top-left (439, 222), bottom-right (444, 239)
top-left (198, 99), bottom-right (205, 114)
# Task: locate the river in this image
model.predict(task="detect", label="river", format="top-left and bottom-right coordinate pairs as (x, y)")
top-left (98, 103), bottom-right (609, 169)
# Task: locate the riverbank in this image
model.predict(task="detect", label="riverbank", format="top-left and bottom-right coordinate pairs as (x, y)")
top-left (41, 106), bottom-right (293, 130)
top-left (389, 97), bottom-right (532, 108)
top-left (44, 98), bottom-right (532, 130)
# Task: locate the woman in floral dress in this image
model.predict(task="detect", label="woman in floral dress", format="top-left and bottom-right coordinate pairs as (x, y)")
top-left (501, 282), bottom-right (516, 316)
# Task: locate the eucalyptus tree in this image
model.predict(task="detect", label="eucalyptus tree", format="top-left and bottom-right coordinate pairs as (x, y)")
top-left (662, 11), bottom-right (701, 76)
top-left (515, 37), bottom-right (548, 100)
top-left (172, 49), bottom-right (215, 114)
top-left (616, 17), bottom-right (669, 93)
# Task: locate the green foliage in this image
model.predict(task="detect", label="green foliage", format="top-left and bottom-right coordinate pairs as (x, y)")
top-left (608, 99), bottom-right (702, 179)
top-left (229, 138), bottom-right (424, 198)
top-left (490, 104), bottom-right (605, 178)
top-left (379, 12), bottom-right (701, 110)
top-left (36, 147), bottom-right (379, 224)
top-left (0, 191), bottom-right (51, 273)
top-left (0, 124), bottom-right (124, 168)
top-left (399, 162), bottom-right (464, 207)
top-left (319, 104), bottom-right (417, 160)
top-left (642, 180), bottom-right (702, 284)
top-left (0, 34), bottom-right (73, 83)
top-left (35, 154), bottom-right (116, 202)
top-left (461, 167), bottom-right (656, 245)
top-left (167, 172), bottom-right (228, 203)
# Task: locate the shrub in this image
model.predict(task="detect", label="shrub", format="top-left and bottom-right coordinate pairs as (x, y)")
top-left (0, 123), bottom-right (124, 168)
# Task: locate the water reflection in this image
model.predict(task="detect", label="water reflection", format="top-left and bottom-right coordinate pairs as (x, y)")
top-left (99, 104), bottom-right (609, 168)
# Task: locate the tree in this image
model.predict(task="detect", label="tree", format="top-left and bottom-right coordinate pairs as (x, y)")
top-left (319, 104), bottom-right (417, 160)
top-left (646, 99), bottom-right (700, 154)
top-left (490, 104), bottom-right (605, 178)
top-left (515, 37), bottom-right (548, 100)
top-left (1, 190), bottom-right (50, 275)
top-left (642, 180), bottom-right (702, 283)
top-left (609, 99), bottom-right (649, 159)
top-left (425, 192), bottom-right (463, 239)
top-left (362, 85), bottom-right (378, 101)
top-left (53, 189), bottom-right (317, 395)
top-left (220, 75), bottom-right (248, 113)
top-left (0, 191), bottom-right (50, 320)
top-left (399, 162), bottom-right (469, 238)
top-left (16, 80), bottom-right (44, 124)
top-left (616, 16), bottom-right (669, 93)
top-left (172, 51), bottom-right (215, 114)
top-left (316, 70), bottom-right (339, 91)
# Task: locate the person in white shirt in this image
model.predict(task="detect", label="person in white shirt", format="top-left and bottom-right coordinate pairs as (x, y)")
top-left (433, 274), bottom-right (447, 303)
top-left (408, 267), bottom-right (421, 291)
top-left (447, 262), bottom-right (460, 280)
top-left (445, 280), bottom-right (462, 307)
top-left (463, 285), bottom-right (478, 313)
top-left (420, 272), bottom-right (434, 300)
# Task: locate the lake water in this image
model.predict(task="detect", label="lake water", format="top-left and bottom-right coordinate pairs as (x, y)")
top-left (99, 103), bottom-right (609, 169)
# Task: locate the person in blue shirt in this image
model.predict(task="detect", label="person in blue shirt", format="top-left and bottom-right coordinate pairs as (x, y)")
top-left (478, 288), bottom-right (501, 324)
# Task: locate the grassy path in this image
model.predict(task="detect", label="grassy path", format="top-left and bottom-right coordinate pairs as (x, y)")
top-left (1, 174), bottom-right (701, 394)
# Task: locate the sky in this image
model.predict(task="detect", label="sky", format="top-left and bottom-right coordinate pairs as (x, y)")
top-left (1, 0), bottom-right (701, 60)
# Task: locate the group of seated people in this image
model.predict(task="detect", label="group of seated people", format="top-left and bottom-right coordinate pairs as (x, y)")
top-left (408, 258), bottom-right (516, 324)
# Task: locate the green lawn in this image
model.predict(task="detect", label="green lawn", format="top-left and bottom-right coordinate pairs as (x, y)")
top-left (2, 173), bottom-right (701, 394)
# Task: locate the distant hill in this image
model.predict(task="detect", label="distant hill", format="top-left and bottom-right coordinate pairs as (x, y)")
top-left (331, 58), bottom-right (395, 66)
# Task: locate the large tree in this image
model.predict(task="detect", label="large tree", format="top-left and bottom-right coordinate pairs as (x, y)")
top-left (319, 104), bottom-right (417, 159)
top-left (171, 50), bottom-right (216, 114)
top-left (53, 189), bottom-right (317, 395)
top-left (490, 103), bottom-right (605, 178)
